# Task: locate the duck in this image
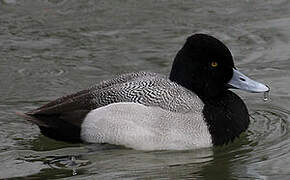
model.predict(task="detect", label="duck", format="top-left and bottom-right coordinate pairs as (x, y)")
top-left (21, 34), bottom-right (269, 150)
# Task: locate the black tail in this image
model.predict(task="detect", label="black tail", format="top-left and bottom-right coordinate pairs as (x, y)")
top-left (17, 111), bottom-right (88, 143)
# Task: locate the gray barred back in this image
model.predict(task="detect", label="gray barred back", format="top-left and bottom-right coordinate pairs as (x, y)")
top-left (30, 71), bottom-right (204, 115)
top-left (88, 72), bottom-right (204, 113)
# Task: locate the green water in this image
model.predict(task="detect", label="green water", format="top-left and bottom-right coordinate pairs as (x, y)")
top-left (0, 0), bottom-right (290, 179)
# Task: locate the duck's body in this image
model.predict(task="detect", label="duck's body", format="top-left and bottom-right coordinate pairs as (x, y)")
top-left (82, 102), bottom-right (211, 150)
top-left (22, 34), bottom-right (269, 150)
top-left (26, 72), bottom-right (210, 149)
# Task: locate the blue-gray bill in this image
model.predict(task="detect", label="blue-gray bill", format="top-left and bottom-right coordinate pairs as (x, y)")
top-left (228, 69), bottom-right (269, 93)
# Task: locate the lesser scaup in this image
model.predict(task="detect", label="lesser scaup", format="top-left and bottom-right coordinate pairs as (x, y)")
top-left (21, 34), bottom-right (269, 150)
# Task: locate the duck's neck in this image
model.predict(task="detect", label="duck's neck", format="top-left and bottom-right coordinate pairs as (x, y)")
top-left (201, 90), bottom-right (250, 145)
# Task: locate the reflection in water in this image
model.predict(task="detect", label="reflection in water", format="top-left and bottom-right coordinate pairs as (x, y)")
top-left (0, 0), bottom-right (290, 179)
top-left (77, 147), bottom-right (214, 179)
top-left (15, 144), bottom-right (214, 179)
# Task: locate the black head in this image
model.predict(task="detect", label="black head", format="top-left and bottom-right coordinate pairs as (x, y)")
top-left (170, 34), bottom-right (235, 99)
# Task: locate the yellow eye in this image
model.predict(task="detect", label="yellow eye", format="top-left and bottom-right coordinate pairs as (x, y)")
top-left (211, 61), bottom-right (218, 68)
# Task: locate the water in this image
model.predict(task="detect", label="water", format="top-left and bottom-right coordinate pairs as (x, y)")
top-left (0, 0), bottom-right (290, 179)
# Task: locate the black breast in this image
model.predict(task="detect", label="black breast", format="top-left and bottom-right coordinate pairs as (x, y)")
top-left (202, 90), bottom-right (250, 145)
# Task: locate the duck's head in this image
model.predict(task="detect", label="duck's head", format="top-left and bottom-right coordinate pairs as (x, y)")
top-left (169, 34), bottom-right (269, 99)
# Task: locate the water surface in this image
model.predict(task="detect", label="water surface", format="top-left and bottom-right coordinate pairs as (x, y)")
top-left (0, 0), bottom-right (290, 179)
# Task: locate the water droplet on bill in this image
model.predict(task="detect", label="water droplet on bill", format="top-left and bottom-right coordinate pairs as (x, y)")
top-left (263, 90), bottom-right (270, 101)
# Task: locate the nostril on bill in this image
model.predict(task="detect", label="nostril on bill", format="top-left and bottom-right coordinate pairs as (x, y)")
top-left (240, 77), bottom-right (246, 81)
